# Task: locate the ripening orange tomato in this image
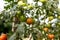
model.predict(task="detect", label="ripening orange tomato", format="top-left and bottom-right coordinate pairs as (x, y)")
top-left (48, 34), bottom-right (54, 39)
top-left (26, 18), bottom-right (33, 24)
top-left (43, 27), bottom-right (48, 32)
top-left (0, 37), bottom-right (2, 40)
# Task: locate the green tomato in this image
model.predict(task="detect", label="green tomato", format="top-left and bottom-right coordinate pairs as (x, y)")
top-left (16, 11), bottom-right (21, 17)
top-left (23, 6), bottom-right (27, 10)
top-left (21, 3), bottom-right (27, 6)
top-left (58, 16), bottom-right (60, 19)
top-left (20, 15), bottom-right (26, 22)
top-left (18, 1), bottom-right (23, 6)
top-left (17, 1), bottom-right (26, 6)
top-left (48, 16), bottom-right (54, 21)
top-left (46, 23), bottom-right (51, 28)
top-left (28, 5), bottom-right (34, 10)
top-left (58, 23), bottom-right (60, 25)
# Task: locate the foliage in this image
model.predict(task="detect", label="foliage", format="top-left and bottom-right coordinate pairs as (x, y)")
top-left (0, 0), bottom-right (60, 40)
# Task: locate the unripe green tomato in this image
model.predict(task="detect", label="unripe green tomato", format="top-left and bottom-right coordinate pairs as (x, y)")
top-left (20, 15), bottom-right (26, 22)
top-left (16, 11), bottom-right (21, 17)
top-left (23, 6), bottom-right (27, 10)
top-left (28, 5), bottom-right (34, 10)
top-left (46, 23), bottom-right (51, 28)
top-left (17, 1), bottom-right (26, 6)
top-left (58, 23), bottom-right (60, 25)
top-left (48, 16), bottom-right (54, 21)
top-left (21, 3), bottom-right (26, 6)
top-left (58, 16), bottom-right (60, 19)
top-left (18, 1), bottom-right (23, 6)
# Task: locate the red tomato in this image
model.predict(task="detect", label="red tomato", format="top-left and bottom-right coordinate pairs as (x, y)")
top-left (0, 33), bottom-right (7, 40)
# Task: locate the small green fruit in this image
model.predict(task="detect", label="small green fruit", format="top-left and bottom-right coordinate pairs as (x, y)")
top-left (28, 5), bottom-right (33, 10)
top-left (20, 15), bottom-right (26, 22)
top-left (23, 6), bottom-right (27, 10)
top-left (17, 1), bottom-right (26, 6)
top-left (58, 16), bottom-right (60, 19)
top-left (48, 16), bottom-right (54, 21)
top-left (18, 1), bottom-right (23, 6)
top-left (46, 23), bottom-right (51, 28)
top-left (16, 11), bottom-right (21, 17)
